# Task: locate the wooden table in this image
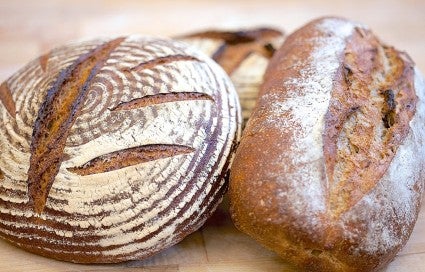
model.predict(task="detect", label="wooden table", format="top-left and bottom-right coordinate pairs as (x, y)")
top-left (1, 0), bottom-right (424, 271)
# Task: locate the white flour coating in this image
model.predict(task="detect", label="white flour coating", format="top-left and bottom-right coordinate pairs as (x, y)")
top-left (343, 68), bottom-right (425, 254)
top-left (180, 38), bottom-right (222, 57)
top-left (0, 35), bottom-right (241, 261)
top-left (261, 18), bottom-right (360, 221)
top-left (262, 17), bottom-right (424, 255)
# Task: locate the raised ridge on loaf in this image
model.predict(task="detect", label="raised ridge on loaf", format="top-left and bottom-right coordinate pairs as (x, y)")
top-left (178, 28), bottom-right (285, 127)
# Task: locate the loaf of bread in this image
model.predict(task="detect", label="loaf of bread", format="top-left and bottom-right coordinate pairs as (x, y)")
top-left (229, 17), bottom-right (425, 271)
top-left (0, 36), bottom-right (241, 263)
top-left (178, 28), bottom-right (284, 127)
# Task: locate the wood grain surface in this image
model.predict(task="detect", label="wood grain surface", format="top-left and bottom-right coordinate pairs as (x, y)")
top-left (1, 0), bottom-right (425, 271)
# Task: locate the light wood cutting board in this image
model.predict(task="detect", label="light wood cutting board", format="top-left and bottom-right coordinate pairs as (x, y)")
top-left (0, 0), bottom-right (425, 271)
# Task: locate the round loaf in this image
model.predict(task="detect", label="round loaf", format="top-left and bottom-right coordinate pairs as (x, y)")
top-left (229, 17), bottom-right (425, 271)
top-left (0, 36), bottom-right (241, 263)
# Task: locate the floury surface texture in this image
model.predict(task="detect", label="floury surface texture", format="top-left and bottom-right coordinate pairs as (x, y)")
top-left (0, 36), bottom-right (241, 263)
top-left (229, 17), bottom-right (425, 272)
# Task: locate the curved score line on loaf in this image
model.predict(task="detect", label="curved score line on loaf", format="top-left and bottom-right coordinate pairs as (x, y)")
top-left (67, 144), bottom-right (195, 176)
top-left (323, 28), bottom-right (417, 218)
top-left (27, 39), bottom-right (216, 215)
top-left (179, 28), bottom-right (282, 75)
top-left (0, 81), bottom-right (16, 118)
top-left (124, 54), bottom-right (201, 72)
top-left (27, 37), bottom-right (126, 214)
top-left (109, 92), bottom-right (214, 111)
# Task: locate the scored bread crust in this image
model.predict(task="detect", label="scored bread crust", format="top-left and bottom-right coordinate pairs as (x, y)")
top-left (229, 17), bottom-right (425, 272)
top-left (177, 28), bottom-right (285, 127)
top-left (0, 36), bottom-right (241, 263)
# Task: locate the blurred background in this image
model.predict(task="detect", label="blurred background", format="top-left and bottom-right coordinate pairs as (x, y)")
top-left (1, 0), bottom-right (425, 81)
top-left (1, 0), bottom-right (425, 271)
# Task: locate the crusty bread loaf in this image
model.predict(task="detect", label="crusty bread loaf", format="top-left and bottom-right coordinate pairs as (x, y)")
top-left (178, 28), bottom-right (284, 127)
top-left (229, 17), bottom-right (425, 271)
top-left (0, 36), bottom-right (241, 263)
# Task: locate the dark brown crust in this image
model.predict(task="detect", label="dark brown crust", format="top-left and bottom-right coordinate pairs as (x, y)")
top-left (180, 28), bottom-right (283, 74)
top-left (110, 92), bottom-right (214, 111)
top-left (0, 169), bottom-right (3, 180)
top-left (323, 27), bottom-right (417, 218)
top-left (27, 37), bottom-right (125, 214)
top-left (126, 55), bottom-right (200, 72)
top-left (0, 81), bottom-right (16, 118)
top-left (67, 144), bottom-right (195, 176)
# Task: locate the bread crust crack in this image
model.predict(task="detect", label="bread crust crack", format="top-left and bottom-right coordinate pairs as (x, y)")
top-left (323, 28), bottom-right (417, 218)
top-left (27, 37), bottom-right (125, 214)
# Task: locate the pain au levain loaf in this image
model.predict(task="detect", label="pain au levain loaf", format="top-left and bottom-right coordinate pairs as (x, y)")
top-left (0, 36), bottom-right (241, 263)
top-left (229, 17), bottom-right (425, 272)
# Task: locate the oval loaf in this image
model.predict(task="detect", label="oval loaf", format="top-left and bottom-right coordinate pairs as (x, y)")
top-left (0, 36), bottom-right (241, 263)
top-left (229, 17), bottom-right (425, 271)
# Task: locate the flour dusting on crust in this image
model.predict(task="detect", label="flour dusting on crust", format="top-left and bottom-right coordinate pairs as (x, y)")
top-left (344, 68), bottom-right (425, 254)
top-left (262, 18), bottom-right (360, 220)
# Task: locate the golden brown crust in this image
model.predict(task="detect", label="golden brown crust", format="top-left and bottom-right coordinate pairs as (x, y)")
top-left (179, 28), bottom-right (282, 75)
top-left (229, 17), bottom-right (424, 272)
top-left (323, 26), bottom-right (417, 218)
top-left (67, 144), bottom-right (195, 176)
top-left (178, 28), bottom-right (285, 127)
top-left (110, 92), bottom-right (214, 111)
top-left (38, 52), bottom-right (49, 72)
top-left (124, 54), bottom-right (200, 72)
